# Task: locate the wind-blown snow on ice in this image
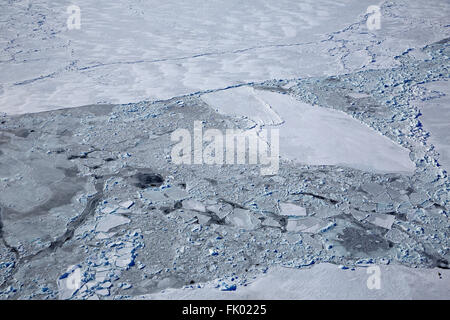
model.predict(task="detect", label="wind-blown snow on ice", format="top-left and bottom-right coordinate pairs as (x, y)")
top-left (201, 87), bottom-right (283, 126)
top-left (1, 0), bottom-right (449, 114)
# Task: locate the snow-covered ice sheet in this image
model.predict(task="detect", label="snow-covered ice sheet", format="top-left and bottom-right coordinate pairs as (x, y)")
top-left (137, 263), bottom-right (450, 300)
top-left (1, 0), bottom-right (449, 114)
top-left (0, 0), bottom-right (449, 302)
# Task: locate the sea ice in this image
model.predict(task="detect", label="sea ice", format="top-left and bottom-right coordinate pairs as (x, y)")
top-left (366, 213), bottom-right (396, 230)
top-left (201, 88), bottom-right (415, 174)
top-left (119, 200), bottom-right (134, 209)
top-left (96, 215), bottom-right (131, 233)
top-left (182, 199), bottom-right (207, 212)
top-left (225, 208), bottom-right (261, 230)
top-left (413, 81), bottom-right (450, 172)
top-left (279, 203), bottom-right (307, 217)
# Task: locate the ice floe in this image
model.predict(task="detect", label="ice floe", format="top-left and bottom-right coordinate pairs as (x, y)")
top-left (279, 202), bottom-right (307, 217)
top-left (201, 88), bottom-right (415, 174)
top-left (96, 215), bottom-right (131, 233)
top-left (225, 208), bottom-right (261, 230)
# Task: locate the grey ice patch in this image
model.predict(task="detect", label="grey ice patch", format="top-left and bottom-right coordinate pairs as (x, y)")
top-left (366, 213), bottom-right (396, 230)
top-left (57, 265), bottom-right (82, 300)
top-left (171, 121), bottom-right (280, 175)
top-left (67, 5), bottom-right (81, 30)
top-left (142, 189), bottom-right (168, 203)
top-left (339, 227), bottom-right (391, 254)
top-left (163, 186), bottom-right (190, 201)
top-left (182, 199), bottom-right (206, 212)
top-left (96, 214), bottom-right (131, 233)
top-left (361, 182), bottom-right (386, 196)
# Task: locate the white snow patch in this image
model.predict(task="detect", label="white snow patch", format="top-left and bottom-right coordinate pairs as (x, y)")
top-left (57, 265), bottom-right (82, 300)
top-left (279, 203), bottom-right (307, 217)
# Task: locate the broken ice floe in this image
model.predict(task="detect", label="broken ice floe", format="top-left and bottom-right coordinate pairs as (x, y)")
top-left (366, 213), bottom-right (396, 230)
top-left (96, 214), bottom-right (131, 233)
top-left (63, 230), bottom-right (144, 300)
top-left (119, 282), bottom-right (132, 290)
top-left (225, 208), bottom-right (261, 230)
top-left (279, 202), bottom-right (307, 217)
top-left (182, 199), bottom-right (206, 212)
top-left (206, 203), bottom-right (233, 220)
top-left (140, 185), bottom-right (189, 205)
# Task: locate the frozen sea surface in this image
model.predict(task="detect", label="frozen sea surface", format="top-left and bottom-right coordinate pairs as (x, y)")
top-left (0, 0), bottom-right (449, 114)
top-left (0, 0), bottom-right (449, 301)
